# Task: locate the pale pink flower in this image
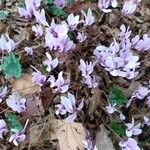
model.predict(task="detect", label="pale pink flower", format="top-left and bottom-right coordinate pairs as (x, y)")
top-left (120, 113), bottom-right (126, 121)
top-left (79, 59), bottom-right (94, 77)
top-left (34, 9), bottom-right (49, 26)
top-left (98, 0), bottom-right (117, 13)
top-left (0, 119), bottom-right (8, 139)
top-left (84, 75), bottom-right (98, 88)
top-left (34, 0), bottom-right (42, 8)
top-left (0, 35), bottom-right (15, 53)
top-left (81, 8), bottom-right (94, 26)
top-left (49, 71), bottom-right (70, 93)
top-left (77, 32), bottom-right (87, 43)
top-left (119, 138), bottom-right (140, 150)
top-left (144, 116), bottom-right (150, 126)
top-left (54, 0), bottom-right (65, 8)
top-left (135, 34), bottom-right (150, 52)
top-left (67, 13), bottom-right (80, 30)
top-left (9, 129), bottom-right (26, 146)
top-left (6, 92), bottom-right (26, 113)
top-left (32, 24), bottom-right (43, 37)
top-left (106, 103), bottom-right (117, 114)
top-left (43, 52), bottom-right (58, 72)
top-left (83, 131), bottom-right (98, 150)
top-left (132, 86), bottom-right (149, 100)
top-left (0, 86), bottom-right (8, 102)
top-left (56, 92), bottom-right (84, 122)
top-left (24, 47), bottom-right (33, 55)
top-left (125, 117), bottom-right (142, 137)
top-left (119, 24), bottom-right (131, 41)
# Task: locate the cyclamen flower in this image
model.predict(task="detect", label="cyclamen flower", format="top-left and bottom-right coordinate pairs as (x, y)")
top-left (6, 92), bottom-right (26, 113)
top-left (119, 138), bottom-right (140, 150)
top-left (0, 86), bottom-right (8, 102)
top-left (9, 129), bottom-right (26, 146)
top-left (122, 0), bottom-right (141, 16)
top-left (67, 13), bottom-right (80, 30)
top-left (54, 0), bottom-right (65, 8)
top-left (132, 86), bottom-right (149, 100)
top-left (24, 47), bottom-right (33, 55)
top-left (77, 32), bottom-right (87, 43)
top-left (106, 103), bottom-right (117, 114)
top-left (49, 71), bottom-right (70, 93)
top-left (0, 119), bottom-right (8, 139)
top-left (34, 9), bottom-right (49, 26)
top-left (43, 52), bottom-right (58, 72)
top-left (84, 75), bottom-right (98, 88)
top-left (125, 117), bottom-right (142, 137)
top-left (32, 24), bottom-right (43, 37)
top-left (79, 59), bottom-right (94, 77)
top-left (81, 8), bottom-right (94, 26)
top-left (147, 96), bottom-right (150, 107)
top-left (83, 131), bottom-right (98, 150)
top-left (135, 34), bottom-right (150, 52)
top-left (98, 0), bottom-right (117, 13)
top-left (0, 35), bottom-right (15, 53)
top-left (120, 113), bottom-right (126, 121)
top-left (144, 116), bottom-right (150, 126)
top-left (55, 92), bottom-right (84, 122)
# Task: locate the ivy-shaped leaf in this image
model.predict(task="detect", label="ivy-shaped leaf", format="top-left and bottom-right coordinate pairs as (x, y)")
top-left (48, 6), bottom-right (67, 17)
top-left (109, 121), bottom-right (125, 136)
top-left (1, 53), bottom-right (22, 79)
top-left (0, 10), bottom-right (10, 20)
top-left (5, 113), bottom-right (23, 132)
top-left (108, 87), bottom-right (128, 105)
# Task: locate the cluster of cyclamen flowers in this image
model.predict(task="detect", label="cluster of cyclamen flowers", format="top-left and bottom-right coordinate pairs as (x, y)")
top-left (98, 0), bottom-right (142, 15)
top-left (94, 24), bottom-right (150, 79)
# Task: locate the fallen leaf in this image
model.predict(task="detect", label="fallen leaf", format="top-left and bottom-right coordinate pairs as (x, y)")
top-left (95, 125), bottom-right (115, 150)
top-left (11, 73), bottom-right (40, 96)
top-left (50, 119), bottom-right (85, 150)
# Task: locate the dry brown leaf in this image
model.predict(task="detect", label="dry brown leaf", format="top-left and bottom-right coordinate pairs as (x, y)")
top-left (50, 119), bottom-right (85, 150)
top-left (11, 73), bottom-right (40, 96)
top-left (95, 125), bottom-right (115, 150)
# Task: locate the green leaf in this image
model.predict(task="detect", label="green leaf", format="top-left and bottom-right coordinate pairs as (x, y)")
top-left (0, 10), bottom-right (10, 20)
top-left (1, 53), bottom-right (22, 79)
top-left (47, 0), bottom-right (54, 5)
top-left (5, 113), bottom-right (23, 132)
top-left (48, 6), bottom-right (67, 17)
top-left (108, 87), bottom-right (128, 105)
top-left (109, 121), bottom-right (125, 136)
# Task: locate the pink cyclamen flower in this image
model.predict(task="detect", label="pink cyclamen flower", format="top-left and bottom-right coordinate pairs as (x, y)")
top-left (122, 0), bottom-right (141, 16)
top-left (84, 75), bottom-right (98, 88)
top-left (144, 116), bottom-right (150, 126)
top-left (32, 24), bottom-right (43, 37)
top-left (0, 34), bottom-right (15, 53)
top-left (98, 0), bottom-right (117, 13)
top-left (55, 92), bottom-right (84, 122)
top-left (120, 113), bottom-right (126, 121)
top-left (77, 32), bottom-right (87, 43)
top-left (135, 34), bottom-right (150, 52)
top-left (81, 8), bottom-right (94, 26)
top-left (0, 86), bottom-right (8, 102)
top-left (43, 52), bottom-right (58, 72)
top-left (125, 117), bottom-right (142, 137)
top-left (6, 92), bottom-right (26, 113)
top-left (83, 130), bottom-right (98, 150)
top-left (67, 13), bottom-right (80, 30)
top-left (9, 129), bottom-right (26, 146)
top-left (0, 119), bottom-right (8, 139)
top-left (106, 103), bottom-right (117, 114)
top-left (79, 59), bottom-right (94, 77)
top-left (49, 71), bottom-right (70, 93)
top-left (119, 138), bottom-right (140, 150)
top-left (54, 0), bottom-right (65, 8)
top-left (24, 47), bottom-right (33, 55)
top-left (132, 86), bottom-right (149, 100)
top-left (34, 9), bottom-right (49, 26)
